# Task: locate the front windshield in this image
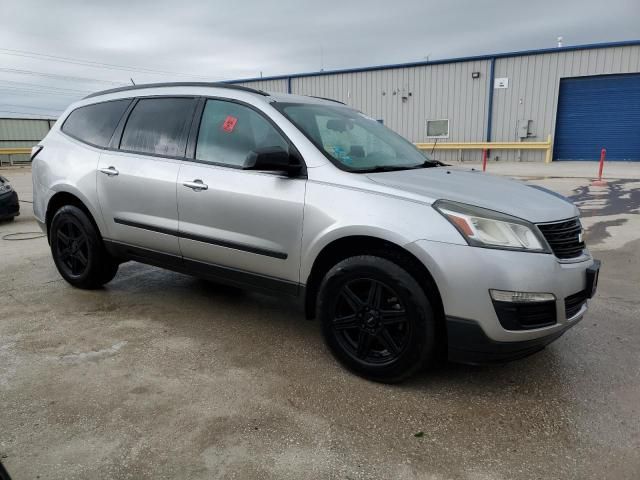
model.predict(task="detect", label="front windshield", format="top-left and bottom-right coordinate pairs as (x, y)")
top-left (274, 102), bottom-right (435, 172)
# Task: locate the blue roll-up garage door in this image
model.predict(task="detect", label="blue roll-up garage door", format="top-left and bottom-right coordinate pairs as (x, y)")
top-left (554, 74), bottom-right (640, 161)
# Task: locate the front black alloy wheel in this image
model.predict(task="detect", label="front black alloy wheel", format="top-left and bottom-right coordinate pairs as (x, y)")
top-left (318, 255), bottom-right (436, 383)
top-left (50, 205), bottom-right (118, 289)
top-left (332, 278), bottom-right (411, 365)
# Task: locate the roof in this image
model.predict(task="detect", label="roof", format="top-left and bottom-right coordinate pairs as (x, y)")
top-left (226, 39), bottom-right (640, 84)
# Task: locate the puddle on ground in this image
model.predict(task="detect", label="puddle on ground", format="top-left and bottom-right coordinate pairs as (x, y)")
top-left (566, 179), bottom-right (640, 245)
top-left (583, 218), bottom-right (629, 245)
top-left (570, 179), bottom-right (640, 218)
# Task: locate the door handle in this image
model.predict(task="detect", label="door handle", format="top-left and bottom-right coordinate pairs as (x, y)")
top-left (99, 166), bottom-right (119, 176)
top-left (183, 179), bottom-right (208, 191)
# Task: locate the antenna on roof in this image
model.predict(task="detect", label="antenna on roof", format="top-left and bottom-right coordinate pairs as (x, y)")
top-left (557, 36), bottom-right (564, 48)
top-left (130, 78), bottom-right (136, 85)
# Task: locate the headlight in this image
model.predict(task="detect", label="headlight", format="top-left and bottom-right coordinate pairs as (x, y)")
top-left (0, 183), bottom-right (12, 193)
top-left (433, 200), bottom-right (550, 253)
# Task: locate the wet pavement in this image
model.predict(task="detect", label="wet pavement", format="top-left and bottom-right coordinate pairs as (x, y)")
top-left (1, 165), bottom-right (639, 479)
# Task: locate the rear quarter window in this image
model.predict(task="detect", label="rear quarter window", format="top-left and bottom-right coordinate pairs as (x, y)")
top-left (62, 99), bottom-right (132, 147)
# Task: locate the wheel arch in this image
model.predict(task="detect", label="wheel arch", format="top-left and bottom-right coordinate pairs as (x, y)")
top-left (304, 235), bottom-right (446, 353)
top-left (45, 191), bottom-right (103, 244)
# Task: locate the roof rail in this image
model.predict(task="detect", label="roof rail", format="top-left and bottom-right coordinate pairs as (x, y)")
top-left (83, 82), bottom-right (269, 100)
top-left (307, 95), bottom-right (346, 105)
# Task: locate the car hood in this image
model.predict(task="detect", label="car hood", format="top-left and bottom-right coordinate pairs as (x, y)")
top-left (367, 167), bottom-right (578, 223)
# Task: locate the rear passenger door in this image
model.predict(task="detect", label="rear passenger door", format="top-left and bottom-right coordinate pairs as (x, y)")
top-left (176, 98), bottom-right (306, 291)
top-left (97, 97), bottom-right (197, 256)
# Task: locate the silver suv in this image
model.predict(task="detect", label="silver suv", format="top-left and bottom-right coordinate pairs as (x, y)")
top-left (32, 82), bottom-right (600, 382)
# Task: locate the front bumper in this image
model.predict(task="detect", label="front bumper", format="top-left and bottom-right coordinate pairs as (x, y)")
top-left (446, 315), bottom-right (582, 364)
top-left (405, 239), bottom-right (595, 350)
top-left (0, 190), bottom-right (19, 220)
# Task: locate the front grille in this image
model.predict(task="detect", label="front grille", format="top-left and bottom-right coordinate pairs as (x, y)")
top-left (492, 299), bottom-right (557, 330)
top-left (537, 217), bottom-right (585, 259)
top-left (565, 290), bottom-right (587, 319)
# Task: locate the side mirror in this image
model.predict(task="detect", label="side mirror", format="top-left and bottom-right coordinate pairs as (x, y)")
top-left (243, 147), bottom-right (303, 176)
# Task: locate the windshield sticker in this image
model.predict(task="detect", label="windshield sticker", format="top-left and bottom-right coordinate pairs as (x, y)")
top-left (222, 115), bottom-right (238, 133)
top-left (330, 145), bottom-right (352, 163)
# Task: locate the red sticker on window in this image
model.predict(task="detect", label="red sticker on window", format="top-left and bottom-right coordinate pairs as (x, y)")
top-left (222, 115), bottom-right (238, 132)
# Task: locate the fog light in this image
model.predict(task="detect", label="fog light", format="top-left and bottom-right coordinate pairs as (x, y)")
top-left (489, 290), bottom-right (555, 303)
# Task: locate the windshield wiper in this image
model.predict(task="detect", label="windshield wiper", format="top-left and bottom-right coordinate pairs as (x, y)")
top-left (414, 160), bottom-right (449, 168)
top-left (358, 159), bottom-right (448, 173)
top-left (359, 165), bottom-right (417, 173)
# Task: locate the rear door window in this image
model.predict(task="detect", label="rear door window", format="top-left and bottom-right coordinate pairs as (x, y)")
top-left (120, 97), bottom-right (196, 157)
top-left (62, 99), bottom-right (131, 147)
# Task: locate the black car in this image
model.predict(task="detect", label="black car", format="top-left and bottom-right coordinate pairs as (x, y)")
top-left (0, 175), bottom-right (19, 222)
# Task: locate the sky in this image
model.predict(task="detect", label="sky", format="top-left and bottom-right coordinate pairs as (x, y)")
top-left (0, 0), bottom-right (639, 118)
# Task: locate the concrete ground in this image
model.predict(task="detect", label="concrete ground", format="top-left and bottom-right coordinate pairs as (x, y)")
top-left (1, 162), bottom-right (639, 480)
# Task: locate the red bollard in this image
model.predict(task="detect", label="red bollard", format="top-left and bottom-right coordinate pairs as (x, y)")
top-left (598, 148), bottom-right (606, 181)
top-left (592, 148), bottom-right (607, 186)
top-left (482, 149), bottom-right (487, 172)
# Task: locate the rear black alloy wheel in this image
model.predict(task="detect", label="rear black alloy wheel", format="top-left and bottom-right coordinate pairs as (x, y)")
top-left (318, 255), bottom-right (436, 383)
top-left (55, 218), bottom-right (90, 277)
top-left (332, 278), bottom-right (411, 366)
top-left (50, 205), bottom-right (119, 289)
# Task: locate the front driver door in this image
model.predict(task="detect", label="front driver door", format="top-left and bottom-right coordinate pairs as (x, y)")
top-left (177, 99), bottom-right (305, 293)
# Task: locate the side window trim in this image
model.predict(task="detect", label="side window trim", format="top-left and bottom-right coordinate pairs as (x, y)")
top-left (185, 96), bottom-right (307, 176)
top-left (185, 97), bottom-right (206, 160)
top-left (115, 95), bottom-right (199, 160)
top-left (108, 98), bottom-right (138, 150)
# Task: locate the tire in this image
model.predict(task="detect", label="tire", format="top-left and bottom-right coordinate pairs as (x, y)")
top-left (317, 255), bottom-right (436, 383)
top-left (50, 205), bottom-right (118, 289)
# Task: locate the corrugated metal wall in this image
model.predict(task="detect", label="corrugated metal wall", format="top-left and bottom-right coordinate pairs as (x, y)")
top-left (0, 118), bottom-right (55, 163)
top-left (290, 60), bottom-right (491, 162)
top-left (233, 44), bottom-right (640, 162)
top-left (492, 45), bottom-right (640, 161)
top-left (231, 78), bottom-right (289, 93)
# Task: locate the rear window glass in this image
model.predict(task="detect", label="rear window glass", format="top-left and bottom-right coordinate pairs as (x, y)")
top-left (62, 99), bottom-right (131, 147)
top-left (120, 98), bottom-right (196, 157)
